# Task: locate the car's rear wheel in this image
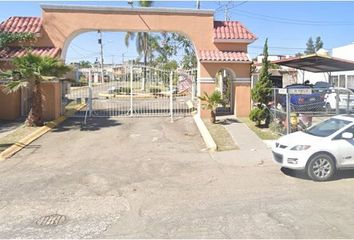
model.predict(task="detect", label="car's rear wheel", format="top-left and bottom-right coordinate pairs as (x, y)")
top-left (307, 153), bottom-right (335, 181)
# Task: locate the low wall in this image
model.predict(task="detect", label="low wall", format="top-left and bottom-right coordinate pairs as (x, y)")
top-left (0, 85), bottom-right (21, 120)
top-left (42, 81), bottom-right (62, 121)
top-left (0, 81), bottom-right (62, 122)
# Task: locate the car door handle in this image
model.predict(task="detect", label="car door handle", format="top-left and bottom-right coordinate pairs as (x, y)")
top-left (344, 156), bottom-right (352, 159)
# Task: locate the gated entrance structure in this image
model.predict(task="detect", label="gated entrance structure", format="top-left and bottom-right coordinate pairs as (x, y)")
top-left (0, 4), bottom-right (256, 120)
top-left (67, 65), bottom-right (197, 119)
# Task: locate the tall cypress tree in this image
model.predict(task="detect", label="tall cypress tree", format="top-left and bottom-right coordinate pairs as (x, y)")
top-left (250, 38), bottom-right (272, 126)
top-left (315, 36), bottom-right (324, 51)
top-left (305, 37), bottom-right (315, 54)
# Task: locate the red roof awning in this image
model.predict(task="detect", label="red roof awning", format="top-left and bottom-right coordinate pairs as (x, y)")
top-left (0, 47), bottom-right (61, 60)
top-left (0, 16), bottom-right (42, 34)
top-left (213, 21), bottom-right (257, 42)
top-left (199, 50), bottom-right (250, 63)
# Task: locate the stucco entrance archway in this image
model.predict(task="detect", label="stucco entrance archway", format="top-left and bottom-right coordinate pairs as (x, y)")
top-left (0, 4), bottom-right (256, 120)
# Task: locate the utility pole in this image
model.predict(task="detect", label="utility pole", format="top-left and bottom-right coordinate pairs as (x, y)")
top-left (218, 1), bottom-right (233, 21)
top-left (98, 30), bottom-right (104, 83)
top-left (196, 0), bottom-right (200, 9)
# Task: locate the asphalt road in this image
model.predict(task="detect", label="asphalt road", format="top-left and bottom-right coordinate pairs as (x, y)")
top-left (1, 117), bottom-right (354, 238)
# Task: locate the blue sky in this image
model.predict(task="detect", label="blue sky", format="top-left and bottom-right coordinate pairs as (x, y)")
top-left (1, 1), bottom-right (354, 64)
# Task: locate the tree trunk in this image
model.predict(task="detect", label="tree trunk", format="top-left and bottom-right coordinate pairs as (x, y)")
top-left (210, 110), bottom-right (216, 124)
top-left (26, 81), bottom-right (43, 126)
top-left (141, 33), bottom-right (148, 91)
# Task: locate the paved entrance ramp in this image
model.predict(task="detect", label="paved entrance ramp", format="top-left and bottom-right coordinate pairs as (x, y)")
top-left (210, 117), bottom-right (273, 167)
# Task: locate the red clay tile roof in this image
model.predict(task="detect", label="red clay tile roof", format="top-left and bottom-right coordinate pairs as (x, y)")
top-left (214, 21), bottom-right (256, 41)
top-left (0, 47), bottom-right (61, 59)
top-left (199, 50), bottom-right (250, 62)
top-left (0, 17), bottom-right (42, 34)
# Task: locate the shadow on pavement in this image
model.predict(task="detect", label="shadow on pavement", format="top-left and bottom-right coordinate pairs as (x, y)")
top-left (281, 167), bottom-right (354, 181)
top-left (52, 117), bottom-right (121, 132)
top-left (215, 118), bottom-right (241, 125)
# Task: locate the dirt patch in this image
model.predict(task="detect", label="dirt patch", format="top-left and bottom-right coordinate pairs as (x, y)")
top-left (203, 120), bottom-right (238, 151)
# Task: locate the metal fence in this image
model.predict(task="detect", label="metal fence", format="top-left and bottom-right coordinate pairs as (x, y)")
top-left (269, 87), bottom-right (354, 135)
top-left (63, 65), bottom-right (198, 120)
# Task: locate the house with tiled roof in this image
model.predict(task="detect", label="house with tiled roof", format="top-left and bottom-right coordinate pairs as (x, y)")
top-left (0, 16), bottom-right (60, 70)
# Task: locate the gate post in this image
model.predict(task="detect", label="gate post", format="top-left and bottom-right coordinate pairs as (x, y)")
top-left (191, 75), bottom-right (196, 100)
top-left (130, 65), bottom-right (133, 117)
top-left (88, 69), bottom-right (93, 117)
top-left (286, 91), bottom-right (291, 135)
top-left (170, 71), bottom-right (173, 122)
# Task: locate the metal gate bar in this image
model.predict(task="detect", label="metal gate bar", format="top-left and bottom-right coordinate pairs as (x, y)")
top-left (65, 65), bottom-right (197, 119)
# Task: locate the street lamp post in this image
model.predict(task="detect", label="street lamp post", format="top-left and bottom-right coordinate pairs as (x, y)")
top-left (98, 30), bottom-right (104, 83)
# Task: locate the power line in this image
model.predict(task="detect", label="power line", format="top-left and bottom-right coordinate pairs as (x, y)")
top-left (249, 45), bottom-right (306, 50)
top-left (231, 9), bottom-right (354, 26)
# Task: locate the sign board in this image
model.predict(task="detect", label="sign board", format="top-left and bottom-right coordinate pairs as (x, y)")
top-left (288, 88), bottom-right (312, 95)
top-left (278, 89), bottom-right (287, 94)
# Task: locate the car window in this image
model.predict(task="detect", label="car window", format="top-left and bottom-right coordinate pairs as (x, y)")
top-left (307, 118), bottom-right (351, 137)
top-left (286, 85), bottom-right (311, 89)
top-left (333, 125), bottom-right (354, 140)
top-left (339, 89), bottom-right (350, 95)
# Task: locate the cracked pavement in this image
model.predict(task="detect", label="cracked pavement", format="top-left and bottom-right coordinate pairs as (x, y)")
top-left (1, 117), bottom-right (354, 238)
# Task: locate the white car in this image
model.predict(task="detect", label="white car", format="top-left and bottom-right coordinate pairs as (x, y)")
top-left (325, 87), bottom-right (354, 112)
top-left (272, 115), bottom-right (354, 181)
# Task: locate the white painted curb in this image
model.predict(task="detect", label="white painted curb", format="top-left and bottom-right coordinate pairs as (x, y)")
top-left (193, 115), bottom-right (217, 151)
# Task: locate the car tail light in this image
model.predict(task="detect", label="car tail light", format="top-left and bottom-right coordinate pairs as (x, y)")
top-left (298, 97), bottom-right (305, 104)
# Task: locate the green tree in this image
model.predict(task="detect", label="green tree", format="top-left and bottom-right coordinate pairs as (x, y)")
top-left (171, 33), bottom-right (197, 69)
top-left (315, 36), bottom-right (324, 51)
top-left (0, 32), bottom-right (35, 48)
top-left (77, 60), bottom-right (92, 68)
top-left (305, 37), bottom-right (315, 55)
top-left (250, 38), bottom-right (272, 127)
top-left (124, 0), bottom-right (154, 67)
top-left (4, 54), bottom-right (71, 126)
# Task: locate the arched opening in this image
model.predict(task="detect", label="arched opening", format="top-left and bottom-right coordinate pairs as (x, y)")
top-left (215, 68), bottom-right (235, 115)
top-left (63, 30), bottom-right (198, 117)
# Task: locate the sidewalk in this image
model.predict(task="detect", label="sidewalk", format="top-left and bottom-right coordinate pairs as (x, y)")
top-left (210, 116), bottom-right (273, 167)
top-left (0, 120), bottom-right (24, 139)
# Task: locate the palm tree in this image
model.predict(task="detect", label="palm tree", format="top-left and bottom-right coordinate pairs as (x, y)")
top-left (199, 90), bottom-right (225, 123)
top-left (124, 0), bottom-right (154, 90)
top-left (4, 54), bottom-right (71, 126)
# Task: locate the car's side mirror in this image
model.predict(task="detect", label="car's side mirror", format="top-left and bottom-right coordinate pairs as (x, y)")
top-left (342, 132), bottom-right (353, 139)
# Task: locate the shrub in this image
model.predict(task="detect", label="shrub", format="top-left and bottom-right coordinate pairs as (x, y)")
top-left (149, 87), bottom-right (162, 94)
top-left (118, 87), bottom-right (131, 94)
top-left (249, 106), bottom-right (269, 127)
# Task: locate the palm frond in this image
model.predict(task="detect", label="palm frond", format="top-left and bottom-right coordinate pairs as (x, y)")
top-left (3, 80), bottom-right (27, 94)
top-left (124, 32), bottom-right (135, 47)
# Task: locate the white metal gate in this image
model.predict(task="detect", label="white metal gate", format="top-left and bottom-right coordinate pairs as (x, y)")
top-left (65, 65), bottom-right (197, 119)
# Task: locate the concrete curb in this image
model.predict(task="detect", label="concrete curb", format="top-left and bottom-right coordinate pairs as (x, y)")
top-left (0, 104), bottom-right (85, 161)
top-left (193, 115), bottom-right (217, 151)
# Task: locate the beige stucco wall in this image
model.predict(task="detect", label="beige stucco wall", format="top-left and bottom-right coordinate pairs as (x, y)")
top-left (41, 8), bottom-right (216, 59)
top-left (41, 82), bottom-right (61, 121)
top-left (39, 7), bottom-right (254, 118)
top-left (234, 83), bottom-right (251, 117)
top-left (0, 86), bottom-right (21, 120)
top-left (200, 62), bottom-right (251, 79)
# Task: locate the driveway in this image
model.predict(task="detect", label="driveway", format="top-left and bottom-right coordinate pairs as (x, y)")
top-left (1, 117), bottom-right (354, 238)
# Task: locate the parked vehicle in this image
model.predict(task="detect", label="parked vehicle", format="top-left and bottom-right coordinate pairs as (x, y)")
top-left (314, 81), bottom-right (332, 89)
top-left (272, 115), bottom-right (354, 181)
top-left (277, 84), bottom-right (326, 112)
top-left (325, 87), bottom-right (354, 112)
